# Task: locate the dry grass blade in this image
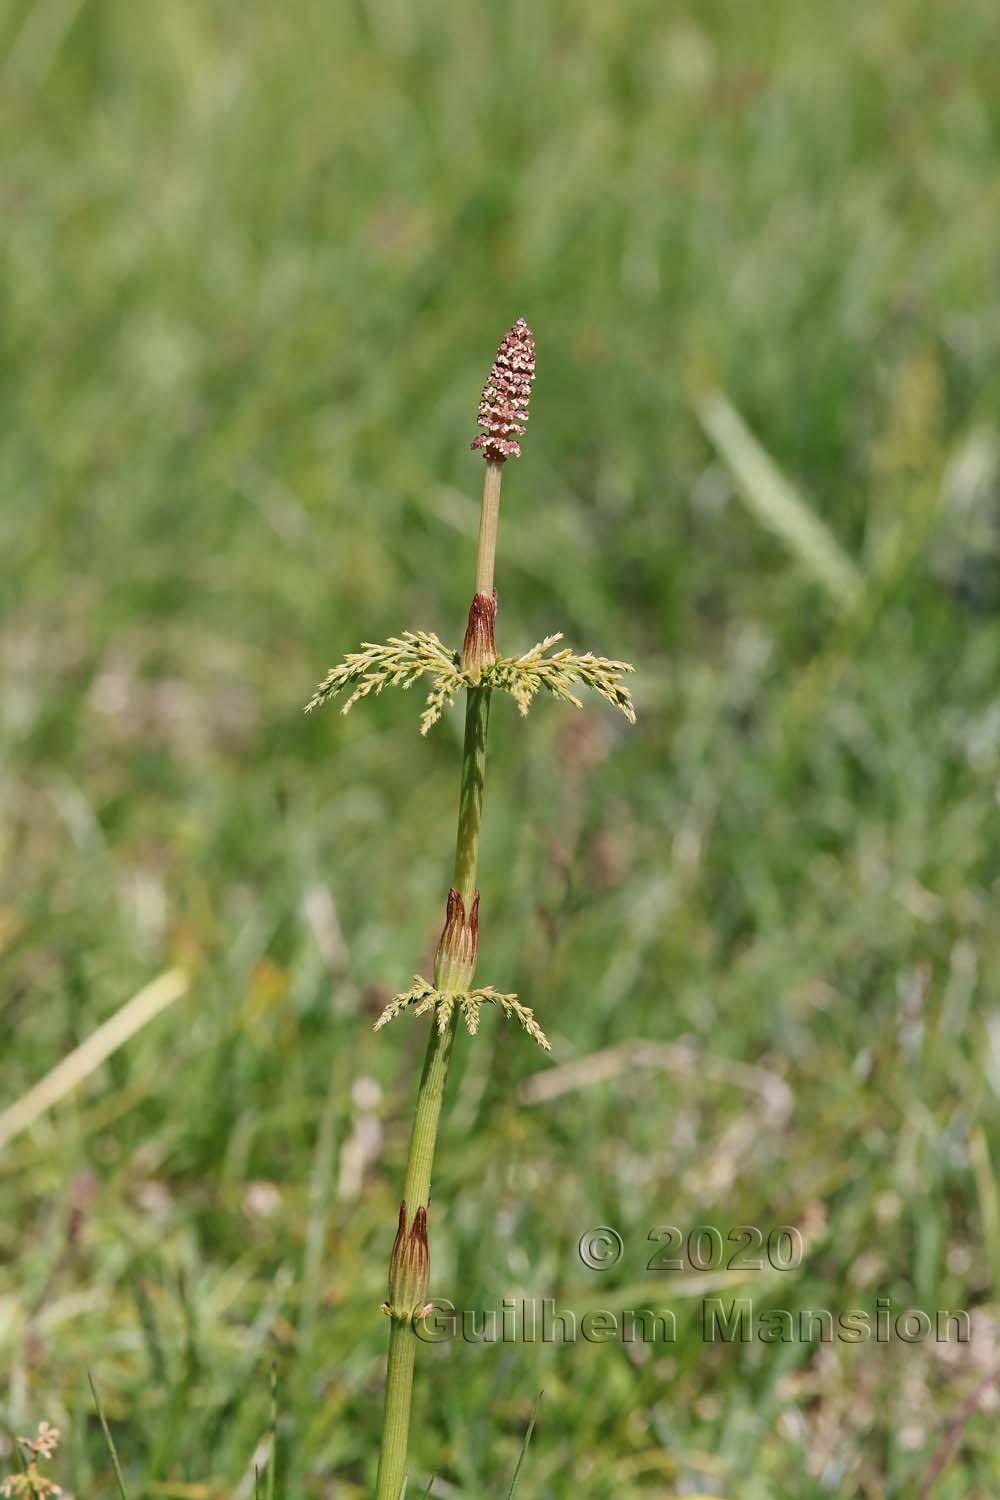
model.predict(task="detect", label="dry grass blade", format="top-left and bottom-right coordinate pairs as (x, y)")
top-left (0, 970), bottom-right (188, 1150)
top-left (918, 1365), bottom-right (1000, 1500)
top-left (519, 1038), bottom-right (789, 1117)
top-left (696, 388), bottom-right (864, 611)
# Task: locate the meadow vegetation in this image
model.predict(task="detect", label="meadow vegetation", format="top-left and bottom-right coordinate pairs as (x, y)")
top-left (2, 0), bottom-right (1000, 1494)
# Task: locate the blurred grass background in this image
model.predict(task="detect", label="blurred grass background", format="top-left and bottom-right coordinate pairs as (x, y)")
top-left (2, 0), bottom-right (1000, 1494)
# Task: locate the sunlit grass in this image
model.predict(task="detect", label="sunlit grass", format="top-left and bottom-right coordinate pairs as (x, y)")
top-left (2, 0), bottom-right (1000, 1494)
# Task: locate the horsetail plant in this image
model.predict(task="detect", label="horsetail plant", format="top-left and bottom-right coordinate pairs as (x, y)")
top-left (307, 318), bottom-right (636, 1496)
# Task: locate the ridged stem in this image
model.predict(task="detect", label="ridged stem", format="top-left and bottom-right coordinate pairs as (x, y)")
top-left (376, 1322), bottom-right (417, 1500)
top-left (474, 458), bottom-right (503, 595)
top-left (374, 461), bottom-right (502, 1500)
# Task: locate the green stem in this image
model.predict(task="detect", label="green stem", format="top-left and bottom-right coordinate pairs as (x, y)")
top-left (451, 684), bottom-right (492, 909)
top-left (377, 1321), bottom-right (417, 1500)
top-left (475, 458), bottom-right (503, 595)
top-left (375, 689), bottom-right (491, 1500)
top-left (375, 464), bottom-right (501, 1500)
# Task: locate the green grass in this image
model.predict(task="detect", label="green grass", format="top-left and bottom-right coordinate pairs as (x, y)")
top-left (2, 0), bottom-right (1000, 1494)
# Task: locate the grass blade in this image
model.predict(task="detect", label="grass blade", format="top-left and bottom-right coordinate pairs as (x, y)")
top-left (506, 1390), bottom-right (542, 1500)
top-left (87, 1370), bottom-right (130, 1500)
top-left (0, 970), bottom-right (187, 1150)
top-left (696, 389), bottom-right (864, 611)
top-left (130, 1273), bottom-right (169, 1388)
top-left (266, 1361), bottom-right (278, 1500)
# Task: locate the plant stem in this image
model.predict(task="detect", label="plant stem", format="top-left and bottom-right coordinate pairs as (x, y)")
top-left (377, 1321), bottom-right (417, 1500)
top-left (475, 458), bottom-right (504, 595)
top-left (374, 460), bottom-right (503, 1500)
